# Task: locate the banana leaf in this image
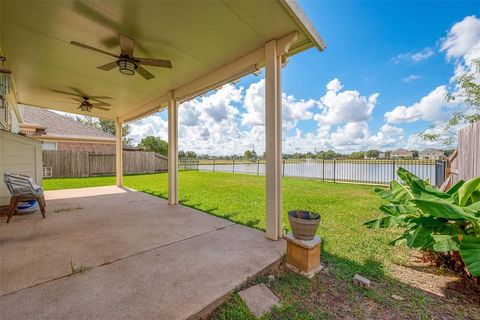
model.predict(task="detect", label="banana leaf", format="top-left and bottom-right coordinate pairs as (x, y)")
top-left (412, 197), bottom-right (479, 223)
top-left (458, 176), bottom-right (480, 206)
top-left (406, 225), bottom-right (434, 249)
top-left (431, 234), bottom-right (460, 252)
top-left (447, 180), bottom-right (465, 195)
top-left (390, 180), bottom-right (414, 202)
top-left (379, 204), bottom-right (417, 216)
top-left (459, 235), bottom-right (480, 277)
top-left (364, 215), bottom-right (406, 229)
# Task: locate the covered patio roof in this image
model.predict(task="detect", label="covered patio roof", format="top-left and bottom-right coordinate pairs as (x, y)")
top-left (1, 0), bottom-right (325, 242)
top-left (1, 0), bottom-right (324, 121)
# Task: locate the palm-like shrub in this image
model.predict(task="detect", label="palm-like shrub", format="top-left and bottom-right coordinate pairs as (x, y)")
top-left (365, 168), bottom-right (480, 277)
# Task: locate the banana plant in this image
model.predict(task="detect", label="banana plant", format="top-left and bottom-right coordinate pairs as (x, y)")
top-left (365, 168), bottom-right (480, 277)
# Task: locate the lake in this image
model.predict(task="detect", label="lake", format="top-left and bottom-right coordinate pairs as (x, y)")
top-left (185, 159), bottom-right (444, 186)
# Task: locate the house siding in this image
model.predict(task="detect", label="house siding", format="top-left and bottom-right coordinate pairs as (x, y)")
top-left (0, 131), bottom-right (43, 206)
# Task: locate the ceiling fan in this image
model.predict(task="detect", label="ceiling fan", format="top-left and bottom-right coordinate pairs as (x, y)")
top-left (51, 88), bottom-right (111, 112)
top-left (70, 34), bottom-right (172, 80)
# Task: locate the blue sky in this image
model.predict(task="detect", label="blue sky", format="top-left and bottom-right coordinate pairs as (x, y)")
top-left (129, 1), bottom-right (480, 156)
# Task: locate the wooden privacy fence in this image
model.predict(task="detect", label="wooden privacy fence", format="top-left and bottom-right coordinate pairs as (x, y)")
top-left (444, 122), bottom-right (480, 188)
top-left (43, 150), bottom-right (168, 178)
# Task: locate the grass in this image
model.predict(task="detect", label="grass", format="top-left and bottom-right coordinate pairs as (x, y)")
top-left (44, 171), bottom-right (478, 319)
top-left (44, 171), bottom-right (406, 279)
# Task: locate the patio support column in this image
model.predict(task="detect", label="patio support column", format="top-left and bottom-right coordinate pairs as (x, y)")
top-left (168, 91), bottom-right (179, 205)
top-left (115, 117), bottom-right (123, 187)
top-left (265, 39), bottom-right (283, 240)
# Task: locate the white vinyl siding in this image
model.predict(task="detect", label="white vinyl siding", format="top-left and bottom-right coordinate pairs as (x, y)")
top-left (0, 131), bottom-right (43, 206)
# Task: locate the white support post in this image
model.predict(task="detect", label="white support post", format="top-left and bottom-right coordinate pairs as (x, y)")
top-left (265, 40), bottom-right (283, 240)
top-left (115, 117), bottom-right (123, 187)
top-left (168, 91), bottom-right (179, 205)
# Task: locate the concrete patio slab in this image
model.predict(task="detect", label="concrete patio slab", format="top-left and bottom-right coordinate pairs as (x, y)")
top-left (0, 186), bottom-right (285, 319)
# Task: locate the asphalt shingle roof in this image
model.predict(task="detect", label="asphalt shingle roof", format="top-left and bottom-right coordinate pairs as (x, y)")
top-left (21, 105), bottom-right (115, 140)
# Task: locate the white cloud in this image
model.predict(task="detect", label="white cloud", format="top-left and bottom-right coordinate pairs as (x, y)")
top-left (403, 74), bottom-right (422, 83)
top-left (441, 15), bottom-right (480, 59)
top-left (331, 121), bottom-right (368, 146)
top-left (368, 124), bottom-right (404, 148)
top-left (314, 78), bottom-right (379, 125)
top-left (384, 86), bottom-right (458, 124)
top-left (394, 47), bottom-right (435, 64)
top-left (242, 79), bottom-right (317, 131)
top-left (440, 15), bottom-right (480, 81)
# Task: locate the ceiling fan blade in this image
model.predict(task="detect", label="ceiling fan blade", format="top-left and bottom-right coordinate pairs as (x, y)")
top-left (97, 61), bottom-right (118, 71)
top-left (67, 87), bottom-right (88, 97)
top-left (119, 34), bottom-right (135, 57)
top-left (136, 58), bottom-right (172, 68)
top-left (55, 100), bottom-right (77, 104)
top-left (70, 41), bottom-right (119, 59)
top-left (50, 88), bottom-right (79, 96)
top-left (91, 101), bottom-right (111, 107)
top-left (92, 105), bottom-right (111, 111)
top-left (136, 65), bottom-right (155, 80)
top-left (71, 97), bottom-right (84, 103)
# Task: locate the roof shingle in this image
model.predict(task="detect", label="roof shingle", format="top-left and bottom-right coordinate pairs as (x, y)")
top-left (21, 105), bottom-right (115, 141)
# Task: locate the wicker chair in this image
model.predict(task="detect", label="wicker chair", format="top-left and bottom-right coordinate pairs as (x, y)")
top-left (3, 173), bottom-right (46, 223)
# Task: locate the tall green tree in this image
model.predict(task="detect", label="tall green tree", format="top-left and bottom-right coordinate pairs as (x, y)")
top-left (138, 136), bottom-right (168, 156)
top-left (421, 58), bottom-right (480, 145)
top-left (73, 116), bottom-right (132, 146)
top-left (243, 150), bottom-right (257, 160)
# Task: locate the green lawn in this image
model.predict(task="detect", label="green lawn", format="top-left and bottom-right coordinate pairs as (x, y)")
top-left (44, 171), bottom-right (406, 279)
top-left (44, 172), bottom-right (475, 319)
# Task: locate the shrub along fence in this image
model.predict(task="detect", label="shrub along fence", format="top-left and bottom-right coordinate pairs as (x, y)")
top-left (43, 150), bottom-right (167, 178)
top-left (180, 158), bottom-right (446, 187)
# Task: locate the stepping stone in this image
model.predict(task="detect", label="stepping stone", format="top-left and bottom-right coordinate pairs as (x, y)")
top-left (238, 283), bottom-right (280, 318)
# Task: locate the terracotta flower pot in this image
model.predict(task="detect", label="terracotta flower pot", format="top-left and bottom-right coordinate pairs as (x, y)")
top-left (288, 210), bottom-right (320, 240)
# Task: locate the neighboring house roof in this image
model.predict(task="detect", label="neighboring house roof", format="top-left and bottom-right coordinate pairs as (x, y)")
top-left (391, 148), bottom-right (412, 155)
top-left (20, 105), bottom-right (115, 142)
top-left (419, 148), bottom-right (444, 155)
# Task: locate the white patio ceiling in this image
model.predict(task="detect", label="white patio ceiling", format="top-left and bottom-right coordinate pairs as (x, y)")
top-left (1, 0), bottom-right (324, 122)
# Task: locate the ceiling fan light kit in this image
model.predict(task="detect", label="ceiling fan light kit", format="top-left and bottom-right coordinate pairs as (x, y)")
top-left (118, 59), bottom-right (136, 76)
top-left (70, 34), bottom-right (172, 80)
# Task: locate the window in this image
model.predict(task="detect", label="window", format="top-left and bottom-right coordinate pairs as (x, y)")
top-left (42, 142), bottom-right (58, 150)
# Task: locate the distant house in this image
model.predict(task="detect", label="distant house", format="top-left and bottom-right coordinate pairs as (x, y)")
top-left (391, 148), bottom-right (413, 159)
top-left (419, 148), bottom-right (445, 160)
top-left (19, 105), bottom-right (115, 153)
top-left (378, 152), bottom-right (386, 159)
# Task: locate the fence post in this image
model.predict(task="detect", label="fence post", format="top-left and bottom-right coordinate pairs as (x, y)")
top-left (197, 159), bottom-right (200, 171)
top-left (213, 159), bottom-right (215, 172)
top-left (333, 159), bottom-right (336, 183)
top-left (283, 160), bottom-right (285, 178)
top-left (233, 159), bottom-right (235, 173)
top-left (257, 160), bottom-right (260, 176)
top-left (322, 158), bottom-right (325, 181)
top-left (392, 159), bottom-right (395, 181)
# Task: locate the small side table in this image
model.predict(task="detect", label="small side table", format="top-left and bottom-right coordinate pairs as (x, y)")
top-left (284, 233), bottom-right (322, 278)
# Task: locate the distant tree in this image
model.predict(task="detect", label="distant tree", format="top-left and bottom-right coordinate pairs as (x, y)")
top-left (349, 151), bottom-right (365, 159)
top-left (72, 116), bottom-right (132, 146)
top-left (185, 151), bottom-right (197, 159)
top-left (178, 151), bottom-right (186, 159)
top-left (443, 149), bottom-right (456, 157)
top-left (365, 150), bottom-right (380, 158)
top-left (384, 151), bottom-right (391, 158)
top-left (420, 58), bottom-right (480, 145)
top-left (411, 150), bottom-right (419, 158)
top-left (243, 150), bottom-right (257, 160)
top-left (138, 136), bottom-right (168, 156)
